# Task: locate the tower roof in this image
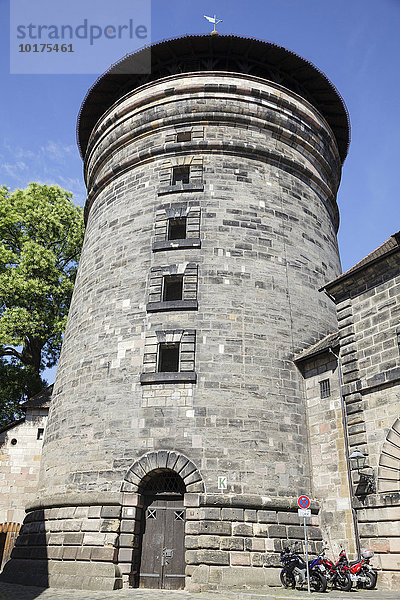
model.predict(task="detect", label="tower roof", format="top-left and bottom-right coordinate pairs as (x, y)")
top-left (77, 34), bottom-right (350, 162)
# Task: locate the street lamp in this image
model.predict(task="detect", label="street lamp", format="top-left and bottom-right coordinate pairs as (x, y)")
top-left (349, 449), bottom-right (367, 471)
top-left (349, 448), bottom-right (375, 494)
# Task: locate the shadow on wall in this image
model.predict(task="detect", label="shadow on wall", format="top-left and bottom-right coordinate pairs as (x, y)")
top-left (0, 509), bottom-right (48, 596)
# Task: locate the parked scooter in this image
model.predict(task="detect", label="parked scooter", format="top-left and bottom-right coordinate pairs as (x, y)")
top-left (280, 542), bottom-right (327, 592)
top-left (337, 548), bottom-right (378, 589)
top-left (318, 546), bottom-right (352, 591)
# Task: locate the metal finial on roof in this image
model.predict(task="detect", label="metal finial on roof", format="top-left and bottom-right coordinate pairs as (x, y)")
top-left (204, 14), bottom-right (222, 34)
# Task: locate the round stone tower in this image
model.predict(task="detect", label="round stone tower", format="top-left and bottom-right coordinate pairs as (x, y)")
top-left (5, 35), bottom-right (350, 591)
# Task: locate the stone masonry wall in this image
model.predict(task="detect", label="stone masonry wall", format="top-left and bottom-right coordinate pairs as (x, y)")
top-left (299, 350), bottom-right (357, 557)
top-left (40, 71), bottom-right (342, 500)
top-left (0, 409), bottom-right (47, 525)
top-left (4, 492), bottom-right (323, 591)
top-left (329, 259), bottom-right (400, 589)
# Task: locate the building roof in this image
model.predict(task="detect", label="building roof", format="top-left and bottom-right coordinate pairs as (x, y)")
top-left (0, 417), bottom-right (25, 435)
top-left (22, 385), bottom-right (53, 410)
top-left (0, 387), bottom-right (52, 434)
top-left (77, 34), bottom-right (350, 163)
top-left (294, 331), bottom-right (340, 363)
top-left (322, 232), bottom-right (400, 292)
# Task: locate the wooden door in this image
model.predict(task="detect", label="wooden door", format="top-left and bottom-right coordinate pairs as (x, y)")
top-left (139, 496), bottom-right (185, 590)
top-left (0, 523), bottom-right (20, 570)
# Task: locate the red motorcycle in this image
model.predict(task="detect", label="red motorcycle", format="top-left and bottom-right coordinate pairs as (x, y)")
top-left (319, 547), bottom-right (352, 591)
top-left (337, 548), bottom-right (378, 589)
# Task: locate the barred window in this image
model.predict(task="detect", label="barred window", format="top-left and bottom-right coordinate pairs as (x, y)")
top-left (320, 379), bottom-right (330, 399)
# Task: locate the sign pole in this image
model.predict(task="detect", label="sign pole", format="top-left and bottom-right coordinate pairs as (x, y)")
top-left (303, 515), bottom-right (310, 594)
top-left (297, 495), bottom-right (311, 595)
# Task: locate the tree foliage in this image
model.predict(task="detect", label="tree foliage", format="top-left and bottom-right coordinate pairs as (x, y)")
top-left (0, 358), bottom-right (36, 427)
top-left (0, 183), bottom-right (84, 421)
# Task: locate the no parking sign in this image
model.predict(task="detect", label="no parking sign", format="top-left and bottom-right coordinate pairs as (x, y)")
top-left (297, 494), bottom-right (310, 509)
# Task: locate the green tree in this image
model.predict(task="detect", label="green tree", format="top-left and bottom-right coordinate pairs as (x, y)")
top-left (0, 358), bottom-right (36, 427)
top-left (0, 183), bottom-right (84, 421)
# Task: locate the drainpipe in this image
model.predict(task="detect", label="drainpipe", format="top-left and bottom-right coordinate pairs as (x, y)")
top-left (329, 347), bottom-right (361, 559)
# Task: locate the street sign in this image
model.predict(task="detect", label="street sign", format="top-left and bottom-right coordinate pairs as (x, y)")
top-left (218, 476), bottom-right (227, 490)
top-left (297, 495), bottom-right (311, 509)
top-left (298, 508), bottom-right (311, 517)
top-left (297, 496), bottom-right (311, 594)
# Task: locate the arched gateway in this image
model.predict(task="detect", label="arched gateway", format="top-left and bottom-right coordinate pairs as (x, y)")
top-left (119, 451), bottom-right (204, 589)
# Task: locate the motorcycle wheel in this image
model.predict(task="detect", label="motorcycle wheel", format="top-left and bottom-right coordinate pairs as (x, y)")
top-left (280, 570), bottom-right (296, 589)
top-left (310, 572), bottom-right (327, 593)
top-left (335, 571), bottom-right (352, 592)
top-left (364, 570), bottom-right (377, 590)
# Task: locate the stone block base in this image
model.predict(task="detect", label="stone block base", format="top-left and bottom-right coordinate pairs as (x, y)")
top-left (375, 571), bottom-right (400, 591)
top-left (0, 559), bottom-right (122, 590)
top-left (1, 492), bottom-right (322, 592)
top-left (183, 493), bottom-right (323, 591)
top-left (187, 565), bottom-right (281, 592)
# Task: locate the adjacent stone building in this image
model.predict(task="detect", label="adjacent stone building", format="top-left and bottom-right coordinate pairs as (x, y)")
top-left (295, 232), bottom-right (400, 589)
top-left (0, 387), bottom-right (51, 568)
top-left (1, 34), bottom-right (399, 592)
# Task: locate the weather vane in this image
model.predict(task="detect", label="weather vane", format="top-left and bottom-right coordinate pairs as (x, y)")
top-left (204, 14), bottom-right (223, 35)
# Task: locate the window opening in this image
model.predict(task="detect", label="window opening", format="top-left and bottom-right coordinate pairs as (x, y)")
top-left (163, 275), bottom-right (183, 302)
top-left (320, 379), bottom-right (330, 399)
top-left (37, 428), bottom-right (44, 440)
top-left (158, 343), bottom-right (180, 372)
top-left (172, 165), bottom-right (190, 185)
top-left (177, 132), bottom-right (191, 142)
top-left (168, 217), bottom-right (187, 240)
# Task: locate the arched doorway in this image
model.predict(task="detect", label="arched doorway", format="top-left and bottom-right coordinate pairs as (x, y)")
top-left (137, 469), bottom-right (186, 590)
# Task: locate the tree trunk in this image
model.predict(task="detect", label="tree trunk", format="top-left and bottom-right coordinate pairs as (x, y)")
top-left (21, 338), bottom-right (45, 398)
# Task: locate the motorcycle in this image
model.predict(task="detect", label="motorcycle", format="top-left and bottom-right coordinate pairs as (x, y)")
top-left (337, 548), bottom-right (378, 589)
top-left (318, 546), bottom-right (352, 591)
top-left (280, 543), bottom-right (327, 592)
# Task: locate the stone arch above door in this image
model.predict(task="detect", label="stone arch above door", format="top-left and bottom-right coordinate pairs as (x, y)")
top-left (378, 417), bottom-right (400, 493)
top-left (121, 450), bottom-right (205, 493)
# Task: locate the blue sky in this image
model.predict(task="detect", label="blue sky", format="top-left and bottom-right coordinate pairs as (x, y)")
top-left (1, 0), bottom-right (399, 382)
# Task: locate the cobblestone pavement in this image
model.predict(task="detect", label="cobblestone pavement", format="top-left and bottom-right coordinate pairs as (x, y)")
top-left (0, 584), bottom-right (398, 600)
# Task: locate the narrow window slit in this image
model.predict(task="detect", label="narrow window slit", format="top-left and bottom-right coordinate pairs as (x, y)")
top-left (320, 379), bottom-right (330, 399)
